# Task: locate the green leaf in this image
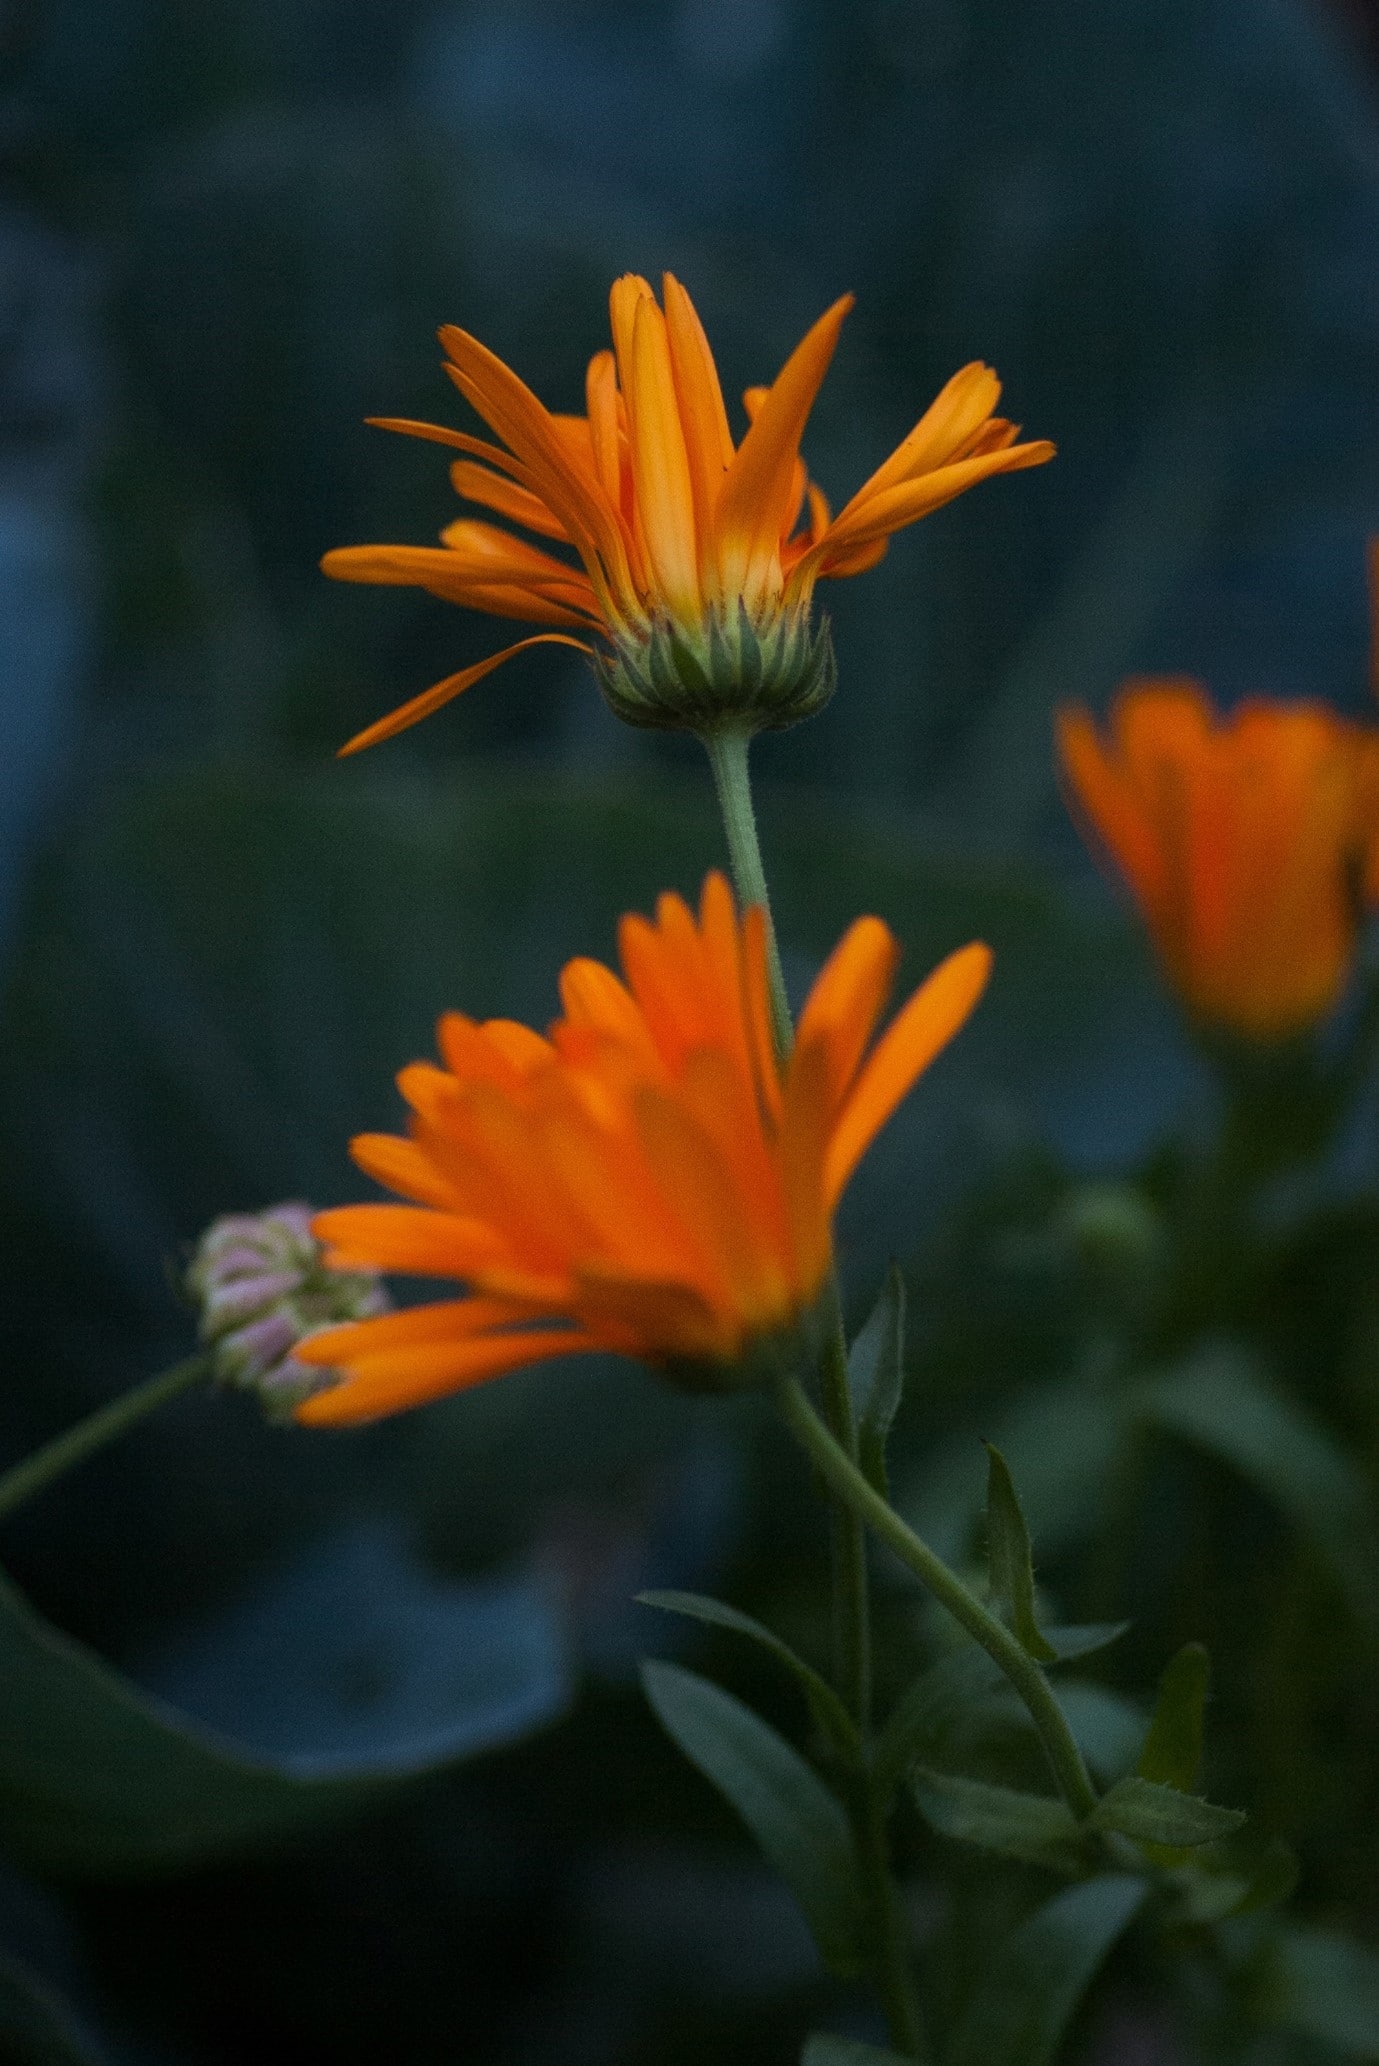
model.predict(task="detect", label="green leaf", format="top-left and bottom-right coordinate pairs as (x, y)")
top-left (1173, 1833), bottom-right (1298, 1924)
top-left (802, 2040), bottom-right (913, 2066)
top-left (636, 1590), bottom-right (858, 1758)
top-left (910, 1768), bottom-right (1086, 1872)
top-left (0, 1525), bottom-right (569, 1877)
top-left (983, 1444), bottom-right (1057, 1662)
top-left (1271, 1924), bottom-right (1379, 2057)
top-left (849, 1264), bottom-right (906, 1494)
top-left (872, 1645), bottom-right (1006, 1801)
top-left (0, 1948), bottom-right (106, 2065)
top-left (1134, 1350), bottom-right (1379, 1628)
top-left (1053, 1681), bottom-right (1148, 1783)
top-left (1137, 1642), bottom-right (1209, 1790)
top-left (641, 1660), bottom-right (865, 1976)
top-left (942, 1875), bottom-right (1147, 2066)
top-left (1043, 1623), bottom-right (1132, 1662)
top-left (1091, 1774), bottom-right (1245, 1848)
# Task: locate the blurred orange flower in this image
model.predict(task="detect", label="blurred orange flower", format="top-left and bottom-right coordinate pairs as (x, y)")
top-left (296, 875), bottom-right (990, 1422)
top-left (323, 273), bottom-right (1053, 750)
top-left (1058, 681), bottom-right (1379, 1040)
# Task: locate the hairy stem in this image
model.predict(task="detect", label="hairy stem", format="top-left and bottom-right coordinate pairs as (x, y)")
top-left (702, 721), bottom-right (920, 2046)
top-left (701, 725), bottom-right (792, 1057)
top-left (776, 1373), bottom-right (1101, 1823)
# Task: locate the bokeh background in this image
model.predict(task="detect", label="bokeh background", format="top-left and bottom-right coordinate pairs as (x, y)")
top-left (3, 2), bottom-right (1379, 2061)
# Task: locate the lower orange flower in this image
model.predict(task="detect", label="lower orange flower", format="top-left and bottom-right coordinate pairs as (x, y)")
top-left (1058, 681), bottom-right (1379, 1041)
top-left (296, 876), bottom-right (990, 1422)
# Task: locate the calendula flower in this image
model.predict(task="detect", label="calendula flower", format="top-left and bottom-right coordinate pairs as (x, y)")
top-left (186, 1203), bottom-right (389, 1416)
top-left (294, 875), bottom-right (990, 1422)
top-left (323, 274), bottom-right (1053, 750)
top-left (1058, 681), bottom-right (1379, 1041)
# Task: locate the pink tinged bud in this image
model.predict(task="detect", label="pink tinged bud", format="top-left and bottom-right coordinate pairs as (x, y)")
top-left (219, 1310), bottom-right (300, 1385)
top-left (184, 1202), bottom-right (388, 1418)
top-left (197, 1269), bottom-right (304, 1337)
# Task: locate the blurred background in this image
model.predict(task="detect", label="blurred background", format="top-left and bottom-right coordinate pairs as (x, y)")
top-left (3, 2), bottom-right (1379, 2061)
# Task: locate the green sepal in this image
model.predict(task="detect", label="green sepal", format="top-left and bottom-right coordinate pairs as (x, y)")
top-left (642, 1660), bottom-right (866, 1977)
top-left (910, 1767), bottom-right (1087, 1873)
top-left (1091, 1773), bottom-right (1245, 1848)
top-left (1137, 1641), bottom-right (1209, 1790)
top-left (636, 1589), bottom-right (859, 1761)
top-left (984, 1443), bottom-right (1058, 1662)
top-left (848, 1263), bottom-right (906, 1495)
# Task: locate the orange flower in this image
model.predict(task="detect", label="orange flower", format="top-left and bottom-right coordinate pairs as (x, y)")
top-left (1058, 681), bottom-right (1379, 1040)
top-left (295, 875), bottom-right (990, 1422)
top-left (323, 274), bottom-right (1053, 751)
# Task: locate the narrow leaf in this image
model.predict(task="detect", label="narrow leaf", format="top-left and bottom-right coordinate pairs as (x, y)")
top-left (872, 1645), bottom-right (1005, 1801)
top-left (802, 2039), bottom-right (913, 2066)
top-left (984, 1444), bottom-right (1057, 1662)
top-left (911, 1768), bottom-right (1085, 1872)
top-left (637, 1590), bottom-right (858, 1757)
top-left (1054, 1681), bottom-right (1148, 1783)
top-left (642, 1660), bottom-right (865, 1976)
top-left (1135, 1351), bottom-right (1379, 1629)
top-left (1092, 1774), bottom-right (1244, 1847)
top-left (849, 1264), bottom-right (906, 1492)
top-left (1044, 1623), bottom-right (1131, 1662)
top-left (943, 1875), bottom-right (1147, 2066)
top-left (1137, 1642), bottom-right (1209, 1790)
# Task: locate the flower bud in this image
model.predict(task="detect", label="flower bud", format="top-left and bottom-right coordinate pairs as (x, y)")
top-left (185, 1203), bottom-right (388, 1418)
top-left (592, 602), bottom-right (836, 735)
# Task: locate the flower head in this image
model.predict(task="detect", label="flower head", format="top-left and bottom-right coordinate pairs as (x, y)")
top-left (323, 274), bottom-right (1053, 749)
top-left (294, 875), bottom-right (990, 1422)
top-left (1058, 681), bottom-right (1379, 1041)
top-left (186, 1202), bottom-right (389, 1416)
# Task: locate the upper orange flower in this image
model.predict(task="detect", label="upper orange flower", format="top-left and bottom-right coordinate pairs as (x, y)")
top-left (323, 274), bottom-right (1054, 750)
top-left (1058, 681), bottom-right (1379, 1040)
top-left (295, 874), bottom-right (991, 1422)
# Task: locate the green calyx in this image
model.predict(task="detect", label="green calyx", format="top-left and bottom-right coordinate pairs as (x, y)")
top-left (657, 1298), bottom-right (830, 1398)
top-left (592, 601), bottom-right (836, 735)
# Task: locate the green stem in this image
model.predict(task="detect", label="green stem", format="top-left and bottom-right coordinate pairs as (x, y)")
top-left (0, 1357), bottom-right (211, 1523)
top-left (775, 1374), bottom-right (1101, 1824)
top-left (701, 725), bottom-right (792, 1057)
top-left (701, 721), bottom-right (918, 2044)
top-left (860, 1779), bottom-right (928, 2057)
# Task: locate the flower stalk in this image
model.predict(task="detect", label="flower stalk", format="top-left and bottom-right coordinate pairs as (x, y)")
top-left (703, 727), bottom-right (927, 2050)
top-left (0, 1355), bottom-right (211, 1524)
top-left (775, 1372), bottom-right (1101, 1824)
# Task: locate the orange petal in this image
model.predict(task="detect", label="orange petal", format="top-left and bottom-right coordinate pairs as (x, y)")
top-left (1056, 702), bottom-right (1172, 922)
top-left (824, 941), bottom-right (992, 1206)
top-left (625, 293), bottom-right (701, 621)
top-left (439, 324), bottom-right (635, 615)
top-left (793, 914), bottom-right (901, 1112)
top-left (365, 416), bottom-right (541, 486)
top-left (712, 295), bottom-right (853, 608)
top-left (296, 1318), bottom-right (591, 1423)
top-left (349, 1132), bottom-right (465, 1210)
top-left (812, 441), bottom-right (1055, 565)
top-left (312, 1204), bottom-right (505, 1279)
top-left (662, 272), bottom-right (735, 550)
top-left (841, 362), bottom-right (1003, 511)
top-left (336, 633), bottom-right (591, 756)
top-left (448, 461), bottom-right (571, 540)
